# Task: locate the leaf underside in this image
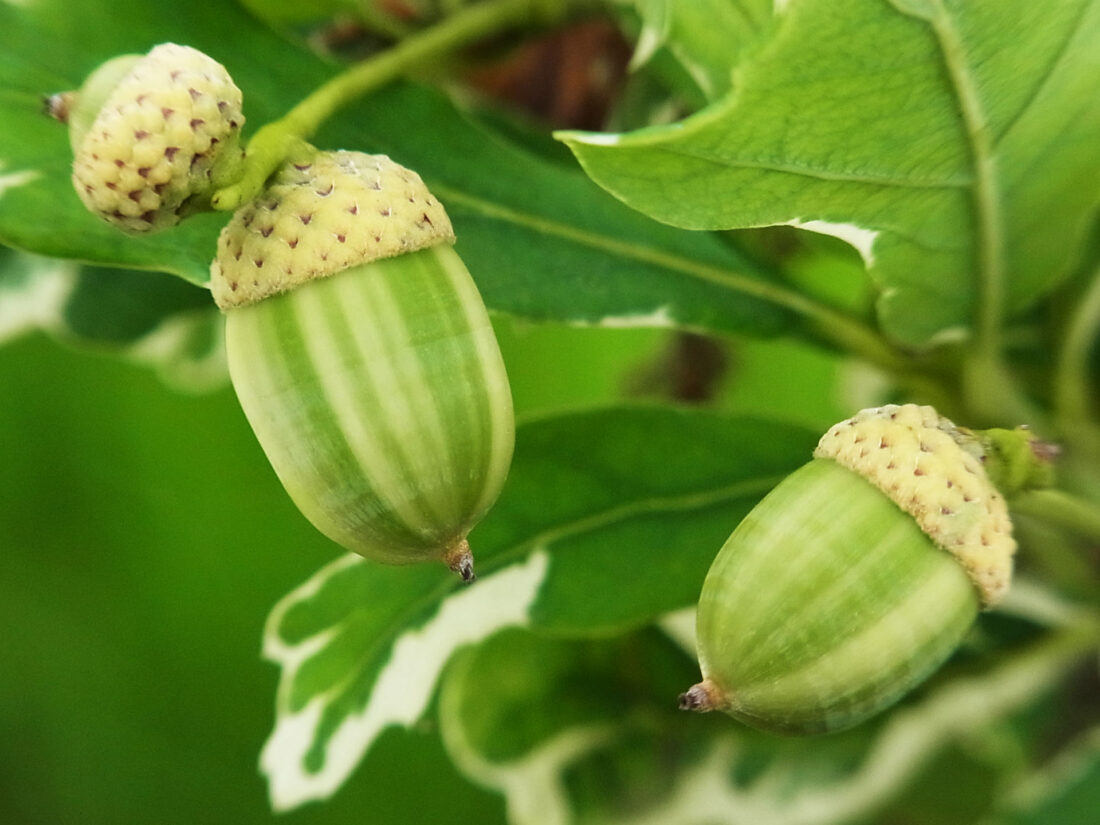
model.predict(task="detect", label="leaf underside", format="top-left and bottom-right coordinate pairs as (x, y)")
top-left (562, 0), bottom-right (1100, 348)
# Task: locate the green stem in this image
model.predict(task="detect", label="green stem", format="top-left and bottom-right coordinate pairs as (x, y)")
top-left (996, 576), bottom-right (1093, 629)
top-left (213, 0), bottom-right (592, 211)
top-left (1054, 263), bottom-right (1100, 434)
top-left (358, 4), bottom-right (418, 40)
top-left (1012, 488), bottom-right (1100, 544)
top-left (927, 2), bottom-right (1036, 426)
top-left (991, 725), bottom-right (1100, 821)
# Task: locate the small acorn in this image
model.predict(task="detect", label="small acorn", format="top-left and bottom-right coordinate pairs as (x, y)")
top-left (680, 404), bottom-right (1050, 734)
top-left (55, 43), bottom-right (245, 233)
top-left (210, 147), bottom-right (514, 580)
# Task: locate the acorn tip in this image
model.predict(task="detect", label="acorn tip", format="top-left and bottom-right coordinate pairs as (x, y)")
top-left (678, 680), bottom-right (722, 712)
top-left (445, 538), bottom-right (476, 583)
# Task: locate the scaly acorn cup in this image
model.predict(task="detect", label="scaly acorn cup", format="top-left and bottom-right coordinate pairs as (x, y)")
top-left (55, 43), bottom-right (244, 233)
top-left (680, 404), bottom-right (1053, 735)
top-left (210, 148), bottom-right (514, 580)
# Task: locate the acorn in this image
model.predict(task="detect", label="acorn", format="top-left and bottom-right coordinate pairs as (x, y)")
top-left (55, 43), bottom-right (245, 233)
top-left (210, 147), bottom-right (514, 580)
top-left (680, 404), bottom-right (1050, 734)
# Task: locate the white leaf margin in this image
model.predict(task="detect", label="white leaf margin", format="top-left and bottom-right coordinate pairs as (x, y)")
top-left (0, 251), bottom-right (75, 342)
top-left (260, 549), bottom-right (551, 812)
top-left (588, 305), bottom-right (677, 329)
top-left (0, 245), bottom-right (227, 391)
top-left (1, 158), bottom-right (72, 338)
top-left (440, 707), bottom-right (616, 825)
top-left (0, 163), bottom-right (39, 198)
top-left (781, 218), bottom-right (879, 268)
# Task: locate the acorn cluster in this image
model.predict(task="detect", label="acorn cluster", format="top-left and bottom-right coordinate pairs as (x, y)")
top-left (57, 44), bottom-right (514, 580)
top-left (58, 45), bottom-right (1043, 733)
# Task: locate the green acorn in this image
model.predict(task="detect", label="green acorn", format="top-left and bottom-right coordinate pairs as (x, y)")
top-left (210, 148), bottom-right (514, 580)
top-left (55, 43), bottom-right (245, 233)
top-left (680, 404), bottom-right (1050, 734)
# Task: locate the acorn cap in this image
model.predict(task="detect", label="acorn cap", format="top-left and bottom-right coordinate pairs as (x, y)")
top-left (71, 43), bottom-right (244, 233)
top-left (814, 404), bottom-right (1014, 607)
top-left (210, 149), bottom-right (454, 309)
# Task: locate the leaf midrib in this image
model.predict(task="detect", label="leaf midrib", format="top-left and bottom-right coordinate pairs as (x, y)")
top-left (921, 0), bottom-right (1006, 360)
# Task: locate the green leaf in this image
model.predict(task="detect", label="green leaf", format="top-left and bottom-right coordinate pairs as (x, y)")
top-left (62, 265), bottom-right (210, 342)
top-left (623, 0), bottom-right (774, 101)
top-left (0, 0), bottom-right (798, 338)
top-left (64, 266), bottom-right (227, 390)
top-left (0, 246), bottom-right (226, 389)
top-left (440, 626), bottom-right (701, 762)
top-left (561, 0), bottom-right (1100, 348)
top-left (437, 626), bottom-right (709, 825)
top-left (441, 630), bottom-right (625, 766)
top-left (260, 406), bottom-right (816, 811)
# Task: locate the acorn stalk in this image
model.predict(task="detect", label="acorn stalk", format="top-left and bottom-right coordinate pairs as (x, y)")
top-left (681, 404), bottom-right (1052, 734)
top-left (212, 148), bottom-right (514, 579)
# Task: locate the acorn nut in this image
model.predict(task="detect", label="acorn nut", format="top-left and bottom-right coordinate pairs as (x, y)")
top-left (211, 147), bottom-right (514, 580)
top-left (60, 43), bottom-right (245, 233)
top-left (680, 404), bottom-right (1050, 734)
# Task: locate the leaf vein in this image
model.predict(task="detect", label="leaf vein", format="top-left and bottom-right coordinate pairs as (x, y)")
top-left (487, 474), bottom-right (787, 575)
top-left (992, 0), bottom-right (1093, 148)
top-left (269, 472), bottom-right (788, 765)
top-left (639, 146), bottom-right (972, 190)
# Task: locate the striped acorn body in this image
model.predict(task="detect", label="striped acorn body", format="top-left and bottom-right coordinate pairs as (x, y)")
top-left (212, 149), bottom-right (514, 578)
top-left (681, 404), bottom-right (1040, 735)
top-left (689, 458), bottom-right (978, 734)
